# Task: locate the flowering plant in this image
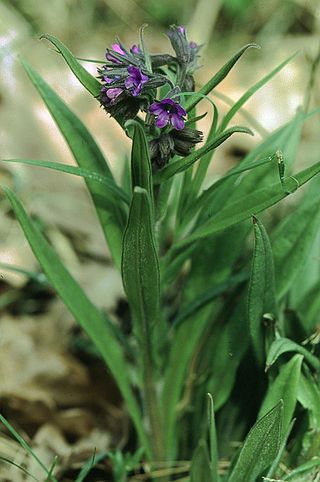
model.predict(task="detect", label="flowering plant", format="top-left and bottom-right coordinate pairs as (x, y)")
top-left (2, 24), bottom-right (320, 482)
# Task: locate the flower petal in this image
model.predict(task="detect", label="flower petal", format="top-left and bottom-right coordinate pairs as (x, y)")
top-left (156, 111), bottom-right (170, 128)
top-left (149, 103), bottom-right (163, 115)
top-left (112, 43), bottom-right (125, 55)
top-left (171, 114), bottom-right (185, 130)
top-left (106, 87), bottom-right (123, 99)
top-left (175, 104), bottom-right (187, 116)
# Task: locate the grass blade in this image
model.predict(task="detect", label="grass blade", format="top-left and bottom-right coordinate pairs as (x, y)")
top-left (207, 394), bottom-right (219, 482)
top-left (2, 187), bottom-right (151, 459)
top-left (0, 414), bottom-right (58, 482)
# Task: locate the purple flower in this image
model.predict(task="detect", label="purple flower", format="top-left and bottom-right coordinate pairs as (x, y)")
top-left (130, 44), bottom-right (141, 55)
top-left (124, 65), bottom-right (149, 96)
top-left (106, 43), bottom-right (125, 63)
top-left (149, 98), bottom-right (186, 130)
top-left (101, 85), bottom-right (123, 103)
top-left (178, 25), bottom-right (185, 35)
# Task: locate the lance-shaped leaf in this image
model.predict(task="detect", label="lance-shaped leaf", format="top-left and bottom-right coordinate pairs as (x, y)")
top-left (228, 401), bottom-right (283, 482)
top-left (2, 158), bottom-right (130, 205)
top-left (125, 120), bottom-right (153, 205)
top-left (272, 183), bottom-right (320, 300)
top-left (248, 217), bottom-right (277, 365)
top-left (207, 394), bottom-right (219, 482)
top-left (184, 43), bottom-right (259, 113)
top-left (173, 159), bottom-right (320, 250)
top-left (3, 187), bottom-right (150, 458)
top-left (298, 366), bottom-right (320, 430)
top-left (23, 61), bottom-right (125, 269)
top-left (258, 355), bottom-right (303, 434)
top-left (219, 52), bottom-right (297, 132)
top-left (121, 187), bottom-right (160, 345)
top-left (153, 125), bottom-right (253, 183)
top-left (190, 440), bottom-right (213, 482)
top-left (266, 337), bottom-right (320, 371)
top-left (40, 34), bottom-right (101, 97)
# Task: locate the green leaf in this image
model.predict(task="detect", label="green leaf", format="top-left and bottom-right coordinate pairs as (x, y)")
top-left (248, 216), bottom-right (277, 365)
top-left (3, 187), bottom-right (151, 458)
top-left (22, 61), bottom-right (125, 269)
top-left (282, 457), bottom-right (320, 481)
top-left (297, 279), bottom-right (320, 331)
top-left (190, 440), bottom-right (213, 482)
top-left (266, 337), bottom-right (320, 371)
top-left (2, 158), bottom-right (130, 205)
top-left (228, 401), bottom-right (283, 482)
top-left (125, 120), bottom-right (153, 204)
top-left (40, 34), bottom-right (101, 97)
top-left (121, 187), bottom-right (160, 346)
top-left (153, 126), bottom-right (253, 183)
top-left (297, 367), bottom-right (320, 429)
top-left (207, 394), bottom-right (219, 482)
top-left (219, 52), bottom-right (297, 131)
top-left (184, 44), bottom-right (259, 113)
top-left (272, 181), bottom-right (320, 299)
top-left (0, 414), bottom-right (58, 482)
top-left (259, 355), bottom-right (303, 434)
top-left (173, 159), bottom-right (320, 250)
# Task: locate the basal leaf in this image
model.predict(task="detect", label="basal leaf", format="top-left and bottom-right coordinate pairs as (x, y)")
top-left (121, 187), bottom-right (160, 347)
top-left (228, 401), bottom-right (282, 482)
top-left (153, 126), bottom-right (253, 183)
top-left (22, 61), bottom-right (125, 268)
top-left (40, 34), bottom-right (101, 97)
top-left (266, 337), bottom-right (320, 371)
top-left (248, 216), bottom-right (277, 365)
top-left (3, 187), bottom-right (150, 458)
top-left (258, 354), bottom-right (303, 434)
top-left (184, 43), bottom-right (259, 113)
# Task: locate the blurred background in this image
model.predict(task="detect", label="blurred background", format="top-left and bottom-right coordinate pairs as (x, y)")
top-left (0, 0), bottom-right (320, 479)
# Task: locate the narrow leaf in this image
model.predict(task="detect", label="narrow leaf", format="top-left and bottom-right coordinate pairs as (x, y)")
top-left (266, 337), bottom-right (320, 371)
top-left (297, 367), bottom-right (320, 429)
top-left (125, 120), bottom-right (153, 203)
top-left (153, 125), bottom-right (253, 183)
top-left (207, 394), bottom-right (219, 482)
top-left (174, 159), bottom-right (320, 250)
top-left (2, 158), bottom-right (130, 205)
top-left (40, 34), bottom-right (101, 96)
top-left (3, 187), bottom-right (150, 458)
top-left (22, 61), bottom-right (125, 268)
top-left (184, 44), bottom-right (259, 113)
top-left (219, 52), bottom-right (297, 131)
top-left (121, 187), bottom-right (160, 345)
top-left (272, 186), bottom-right (320, 299)
top-left (190, 440), bottom-right (212, 482)
top-left (248, 216), bottom-right (277, 365)
top-left (258, 355), bottom-right (303, 434)
top-left (228, 401), bottom-right (282, 482)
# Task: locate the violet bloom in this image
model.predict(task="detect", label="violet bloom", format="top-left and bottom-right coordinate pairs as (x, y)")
top-left (149, 98), bottom-right (186, 130)
top-left (130, 44), bottom-right (141, 55)
top-left (124, 65), bottom-right (149, 96)
top-left (106, 43), bottom-right (125, 63)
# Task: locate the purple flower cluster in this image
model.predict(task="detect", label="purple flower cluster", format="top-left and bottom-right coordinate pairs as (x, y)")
top-left (98, 26), bottom-right (203, 166)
